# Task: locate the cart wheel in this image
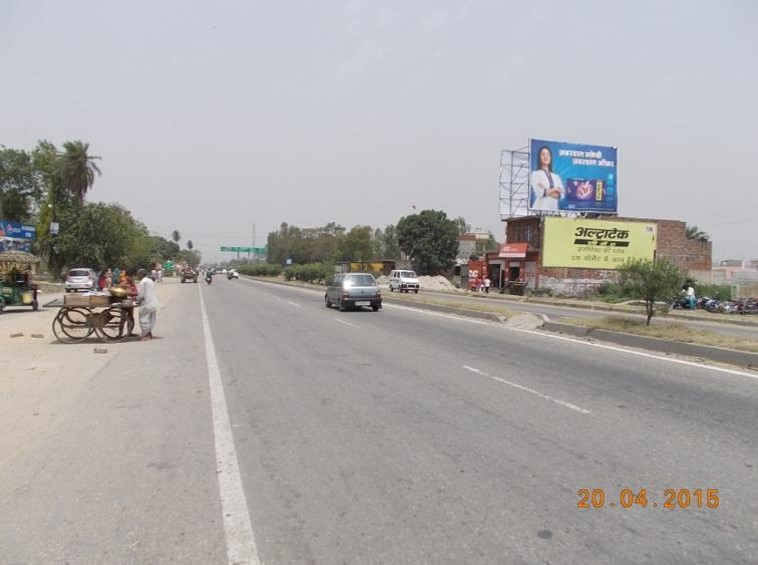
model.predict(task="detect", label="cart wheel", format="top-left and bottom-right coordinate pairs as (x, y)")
top-left (94, 306), bottom-right (131, 342)
top-left (52, 308), bottom-right (93, 343)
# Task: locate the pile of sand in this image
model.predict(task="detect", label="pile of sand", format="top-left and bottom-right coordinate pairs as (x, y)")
top-left (376, 275), bottom-right (389, 284)
top-left (418, 275), bottom-right (457, 291)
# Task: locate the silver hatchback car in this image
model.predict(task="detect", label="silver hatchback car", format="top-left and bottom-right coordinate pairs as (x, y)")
top-left (325, 273), bottom-right (382, 312)
top-left (64, 268), bottom-right (98, 293)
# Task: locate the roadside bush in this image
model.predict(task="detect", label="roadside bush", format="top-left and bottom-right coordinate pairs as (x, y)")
top-left (529, 288), bottom-right (554, 297)
top-left (693, 283), bottom-right (731, 301)
top-left (594, 282), bottom-right (635, 303)
top-left (283, 263), bottom-right (334, 285)
top-left (237, 264), bottom-right (282, 277)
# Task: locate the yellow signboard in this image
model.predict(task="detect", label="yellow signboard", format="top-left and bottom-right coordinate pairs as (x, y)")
top-left (542, 217), bottom-right (656, 269)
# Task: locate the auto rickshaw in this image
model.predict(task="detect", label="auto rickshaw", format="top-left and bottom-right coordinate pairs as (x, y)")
top-left (0, 249), bottom-right (41, 313)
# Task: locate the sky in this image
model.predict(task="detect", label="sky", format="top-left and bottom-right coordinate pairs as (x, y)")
top-left (2, 0), bottom-right (756, 263)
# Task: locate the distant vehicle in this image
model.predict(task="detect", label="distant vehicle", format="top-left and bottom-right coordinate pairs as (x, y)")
top-left (227, 269), bottom-right (239, 280)
top-left (388, 269), bottom-right (420, 293)
top-left (64, 268), bottom-right (98, 293)
top-left (181, 267), bottom-right (198, 284)
top-left (325, 273), bottom-right (382, 312)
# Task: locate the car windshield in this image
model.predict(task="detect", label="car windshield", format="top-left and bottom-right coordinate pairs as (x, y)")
top-left (345, 275), bottom-right (376, 287)
top-left (400, 272), bottom-right (417, 278)
top-left (68, 270), bottom-right (90, 277)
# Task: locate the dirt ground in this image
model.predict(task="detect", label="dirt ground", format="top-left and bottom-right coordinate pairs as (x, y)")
top-left (0, 280), bottom-right (181, 469)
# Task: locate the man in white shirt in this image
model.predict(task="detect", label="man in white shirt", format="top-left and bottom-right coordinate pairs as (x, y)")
top-left (137, 268), bottom-right (161, 341)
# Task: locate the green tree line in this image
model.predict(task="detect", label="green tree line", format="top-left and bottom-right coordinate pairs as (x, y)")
top-left (0, 141), bottom-right (197, 276)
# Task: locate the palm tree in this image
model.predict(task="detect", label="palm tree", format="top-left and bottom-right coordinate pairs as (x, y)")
top-left (171, 230), bottom-right (182, 245)
top-left (187, 240), bottom-right (194, 250)
top-left (685, 225), bottom-right (710, 241)
top-left (58, 140), bottom-right (101, 203)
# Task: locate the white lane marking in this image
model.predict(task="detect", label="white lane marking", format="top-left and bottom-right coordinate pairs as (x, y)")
top-left (516, 328), bottom-right (758, 380)
top-left (286, 301), bottom-right (302, 308)
top-left (199, 286), bottom-right (260, 565)
top-left (334, 318), bottom-right (359, 329)
top-left (462, 365), bottom-right (591, 414)
top-left (382, 303), bottom-right (490, 324)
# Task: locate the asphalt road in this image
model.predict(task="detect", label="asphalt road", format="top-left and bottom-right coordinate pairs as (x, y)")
top-left (1, 278), bottom-right (757, 563)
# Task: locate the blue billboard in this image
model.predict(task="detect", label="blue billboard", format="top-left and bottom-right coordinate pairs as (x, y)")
top-left (0, 220), bottom-right (36, 252)
top-left (529, 139), bottom-right (617, 213)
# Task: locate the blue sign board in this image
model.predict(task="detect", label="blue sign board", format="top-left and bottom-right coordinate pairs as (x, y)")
top-left (529, 139), bottom-right (617, 213)
top-left (0, 220), bottom-right (36, 240)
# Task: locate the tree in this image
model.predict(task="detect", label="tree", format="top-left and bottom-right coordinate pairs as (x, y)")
top-left (382, 224), bottom-right (401, 259)
top-left (148, 236), bottom-right (180, 261)
top-left (396, 210), bottom-right (459, 275)
top-left (685, 225), bottom-right (709, 241)
top-left (171, 230), bottom-right (182, 244)
top-left (617, 258), bottom-right (683, 325)
top-left (335, 226), bottom-right (374, 263)
top-left (177, 249), bottom-right (202, 267)
top-left (0, 147), bottom-right (45, 221)
top-left (454, 216), bottom-right (470, 236)
top-left (186, 239), bottom-right (194, 251)
top-left (58, 140), bottom-right (101, 203)
top-left (37, 202), bottom-right (148, 272)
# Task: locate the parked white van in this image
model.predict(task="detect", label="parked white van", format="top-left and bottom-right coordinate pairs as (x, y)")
top-left (388, 270), bottom-right (420, 293)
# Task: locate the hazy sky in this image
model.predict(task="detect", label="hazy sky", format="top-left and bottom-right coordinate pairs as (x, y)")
top-left (2, 0), bottom-right (756, 262)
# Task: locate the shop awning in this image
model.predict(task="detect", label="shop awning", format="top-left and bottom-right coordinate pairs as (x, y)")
top-left (498, 242), bottom-right (528, 258)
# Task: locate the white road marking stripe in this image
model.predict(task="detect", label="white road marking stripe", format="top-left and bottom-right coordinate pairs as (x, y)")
top-left (199, 286), bottom-right (260, 565)
top-left (334, 318), bottom-right (359, 329)
top-left (286, 301), bottom-right (301, 308)
top-left (383, 303), bottom-right (490, 324)
top-left (462, 365), bottom-right (591, 414)
top-left (516, 328), bottom-right (758, 380)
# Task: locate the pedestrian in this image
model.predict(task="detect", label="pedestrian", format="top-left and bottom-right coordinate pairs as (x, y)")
top-left (157, 268), bottom-right (163, 283)
top-left (686, 285), bottom-right (696, 310)
top-left (112, 266), bottom-right (121, 287)
top-left (136, 268), bottom-right (161, 341)
top-left (484, 277), bottom-right (491, 294)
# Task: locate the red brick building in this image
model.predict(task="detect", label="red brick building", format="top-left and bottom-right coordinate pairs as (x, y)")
top-left (485, 216), bottom-right (712, 295)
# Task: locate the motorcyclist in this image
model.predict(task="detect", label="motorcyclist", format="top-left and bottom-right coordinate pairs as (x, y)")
top-left (205, 268), bottom-right (214, 284)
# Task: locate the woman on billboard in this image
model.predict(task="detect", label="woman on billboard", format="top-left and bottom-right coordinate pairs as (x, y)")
top-left (531, 146), bottom-right (564, 211)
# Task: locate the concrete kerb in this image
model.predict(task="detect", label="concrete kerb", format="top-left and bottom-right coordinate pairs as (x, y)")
top-left (542, 321), bottom-right (758, 369)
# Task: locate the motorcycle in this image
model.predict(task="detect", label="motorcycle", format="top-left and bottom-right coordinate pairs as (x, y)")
top-left (205, 273), bottom-right (213, 285)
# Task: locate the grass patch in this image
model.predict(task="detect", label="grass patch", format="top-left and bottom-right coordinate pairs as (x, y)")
top-left (561, 316), bottom-right (758, 353)
top-left (387, 292), bottom-right (516, 317)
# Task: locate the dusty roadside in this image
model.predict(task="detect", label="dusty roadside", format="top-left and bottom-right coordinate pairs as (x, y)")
top-left (0, 280), bottom-right (182, 469)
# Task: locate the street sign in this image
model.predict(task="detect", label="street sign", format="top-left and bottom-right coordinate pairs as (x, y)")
top-left (220, 246), bottom-right (267, 253)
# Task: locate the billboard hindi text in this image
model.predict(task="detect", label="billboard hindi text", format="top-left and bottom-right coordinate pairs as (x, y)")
top-left (529, 139), bottom-right (618, 213)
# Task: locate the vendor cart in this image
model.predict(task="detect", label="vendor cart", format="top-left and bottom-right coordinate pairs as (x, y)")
top-left (52, 291), bottom-right (136, 344)
top-left (0, 250), bottom-right (41, 313)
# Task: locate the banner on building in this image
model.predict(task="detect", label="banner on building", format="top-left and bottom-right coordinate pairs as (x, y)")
top-left (529, 139), bottom-right (618, 213)
top-left (542, 217), bottom-right (656, 269)
top-left (0, 219), bottom-right (36, 252)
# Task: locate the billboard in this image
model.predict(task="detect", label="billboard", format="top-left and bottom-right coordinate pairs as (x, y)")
top-left (542, 217), bottom-right (656, 269)
top-left (0, 219), bottom-right (36, 252)
top-left (529, 139), bottom-right (617, 213)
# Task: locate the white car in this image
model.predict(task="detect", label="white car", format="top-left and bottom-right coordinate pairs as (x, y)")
top-left (64, 268), bottom-right (98, 293)
top-left (388, 269), bottom-right (420, 293)
top-left (227, 269), bottom-right (239, 279)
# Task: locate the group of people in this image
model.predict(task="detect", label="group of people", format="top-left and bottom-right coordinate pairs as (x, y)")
top-left (97, 267), bottom-right (163, 290)
top-left (96, 266), bottom-right (161, 341)
top-left (471, 276), bottom-right (492, 293)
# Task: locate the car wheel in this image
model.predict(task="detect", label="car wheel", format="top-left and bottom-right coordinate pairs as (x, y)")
top-left (414, 289), bottom-right (419, 294)
top-left (389, 286), bottom-right (394, 292)
top-left (372, 305), bottom-right (380, 312)
top-left (337, 299), bottom-right (346, 312)
top-left (325, 295), bottom-right (332, 308)
top-left (181, 279), bottom-right (185, 284)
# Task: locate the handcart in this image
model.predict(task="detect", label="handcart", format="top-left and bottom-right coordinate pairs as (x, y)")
top-left (52, 291), bottom-right (136, 344)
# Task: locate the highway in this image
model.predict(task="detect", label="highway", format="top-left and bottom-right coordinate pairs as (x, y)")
top-left (1, 278), bottom-right (756, 563)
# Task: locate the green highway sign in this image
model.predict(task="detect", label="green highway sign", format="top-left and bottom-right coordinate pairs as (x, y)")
top-left (220, 246), bottom-right (267, 253)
